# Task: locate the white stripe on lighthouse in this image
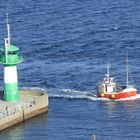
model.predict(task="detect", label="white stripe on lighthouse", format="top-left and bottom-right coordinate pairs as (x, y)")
top-left (4, 66), bottom-right (18, 83)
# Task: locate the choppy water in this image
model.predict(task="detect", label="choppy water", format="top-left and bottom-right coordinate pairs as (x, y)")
top-left (0, 0), bottom-right (140, 139)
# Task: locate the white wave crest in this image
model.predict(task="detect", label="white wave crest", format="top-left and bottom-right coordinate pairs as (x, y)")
top-left (20, 87), bottom-right (140, 102)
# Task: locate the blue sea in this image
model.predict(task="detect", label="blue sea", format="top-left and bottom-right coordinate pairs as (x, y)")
top-left (0, 0), bottom-right (140, 139)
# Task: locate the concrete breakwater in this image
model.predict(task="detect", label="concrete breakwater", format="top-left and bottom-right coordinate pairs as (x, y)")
top-left (0, 89), bottom-right (48, 131)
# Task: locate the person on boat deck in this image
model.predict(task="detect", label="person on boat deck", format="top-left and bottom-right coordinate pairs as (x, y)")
top-left (105, 84), bottom-right (114, 93)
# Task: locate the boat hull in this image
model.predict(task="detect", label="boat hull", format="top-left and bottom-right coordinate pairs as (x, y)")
top-left (97, 91), bottom-right (137, 99)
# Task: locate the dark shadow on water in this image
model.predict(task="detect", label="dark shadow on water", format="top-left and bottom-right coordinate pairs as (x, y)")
top-left (0, 112), bottom-right (48, 140)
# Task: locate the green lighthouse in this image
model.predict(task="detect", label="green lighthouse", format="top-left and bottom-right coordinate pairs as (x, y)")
top-left (0, 17), bottom-right (22, 101)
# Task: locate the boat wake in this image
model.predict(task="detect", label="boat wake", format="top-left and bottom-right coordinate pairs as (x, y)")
top-left (21, 87), bottom-right (140, 102)
top-left (21, 87), bottom-right (98, 100)
top-left (22, 87), bottom-right (140, 101)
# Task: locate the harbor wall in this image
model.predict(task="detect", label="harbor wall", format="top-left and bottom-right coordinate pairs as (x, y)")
top-left (0, 90), bottom-right (48, 131)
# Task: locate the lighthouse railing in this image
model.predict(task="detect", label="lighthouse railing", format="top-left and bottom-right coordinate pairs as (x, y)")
top-left (0, 55), bottom-right (22, 64)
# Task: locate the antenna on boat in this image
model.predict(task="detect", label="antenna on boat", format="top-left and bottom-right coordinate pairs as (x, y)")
top-left (105, 64), bottom-right (111, 82)
top-left (126, 53), bottom-right (129, 88)
top-left (107, 64), bottom-right (110, 76)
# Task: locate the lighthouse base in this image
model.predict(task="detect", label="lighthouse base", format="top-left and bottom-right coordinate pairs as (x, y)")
top-left (0, 89), bottom-right (48, 131)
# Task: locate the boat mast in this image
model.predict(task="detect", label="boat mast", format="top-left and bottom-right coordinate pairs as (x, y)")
top-left (126, 54), bottom-right (129, 88)
top-left (106, 64), bottom-right (110, 82)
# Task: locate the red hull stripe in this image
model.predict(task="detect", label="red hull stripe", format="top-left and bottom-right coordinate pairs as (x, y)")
top-left (97, 91), bottom-right (137, 99)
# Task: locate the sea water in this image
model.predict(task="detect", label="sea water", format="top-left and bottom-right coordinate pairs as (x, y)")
top-left (0, 0), bottom-right (140, 139)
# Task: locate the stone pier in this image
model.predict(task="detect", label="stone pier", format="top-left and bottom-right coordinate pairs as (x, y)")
top-left (0, 89), bottom-right (48, 131)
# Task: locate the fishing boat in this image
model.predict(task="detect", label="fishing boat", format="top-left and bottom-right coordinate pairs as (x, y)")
top-left (97, 58), bottom-right (137, 100)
